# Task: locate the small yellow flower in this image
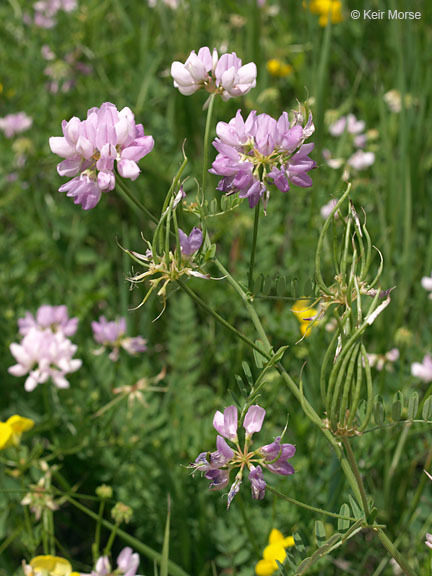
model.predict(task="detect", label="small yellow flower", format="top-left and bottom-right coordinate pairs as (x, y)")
top-left (0, 415), bottom-right (34, 450)
top-left (266, 59), bottom-right (293, 78)
top-left (24, 555), bottom-right (80, 576)
top-left (255, 529), bottom-right (295, 575)
top-left (291, 300), bottom-right (319, 337)
top-left (308, 0), bottom-right (343, 26)
top-left (0, 422), bottom-right (13, 450)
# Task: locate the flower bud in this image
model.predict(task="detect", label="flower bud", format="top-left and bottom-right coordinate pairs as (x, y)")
top-left (96, 484), bottom-right (113, 500)
top-left (111, 502), bottom-right (133, 525)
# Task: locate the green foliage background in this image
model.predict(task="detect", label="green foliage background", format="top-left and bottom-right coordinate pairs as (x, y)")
top-left (0, 0), bottom-right (431, 574)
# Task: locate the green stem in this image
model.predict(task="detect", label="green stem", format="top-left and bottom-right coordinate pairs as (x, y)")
top-left (42, 510), bottom-right (50, 555)
top-left (0, 525), bottom-right (23, 556)
top-left (375, 527), bottom-right (416, 576)
top-left (115, 177), bottom-right (159, 225)
top-left (93, 500), bottom-right (105, 563)
top-left (248, 204), bottom-right (261, 292)
top-left (342, 437), bottom-right (369, 516)
top-left (176, 278), bottom-right (269, 359)
top-left (267, 486), bottom-right (358, 522)
top-left (65, 496), bottom-right (191, 576)
top-left (103, 523), bottom-right (118, 556)
top-left (237, 493), bottom-right (260, 556)
top-left (201, 93), bottom-right (216, 200)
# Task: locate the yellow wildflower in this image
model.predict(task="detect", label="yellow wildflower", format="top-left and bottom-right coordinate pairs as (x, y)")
top-left (24, 555), bottom-right (80, 576)
top-left (308, 0), bottom-right (343, 26)
top-left (266, 59), bottom-right (293, 78)
top-left (255, 529), bottom-right (295, 575)
top-left (0, 415), bottom-right (34, 450)
top-left (291, 300), bottom-right (319, 337)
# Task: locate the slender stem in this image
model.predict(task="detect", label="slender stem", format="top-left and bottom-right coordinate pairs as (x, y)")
top-left (375, 527), bottom-right (416, 576)
top-left (342, 437), bottom-right (369, 516)
top-left (42, 510), bottom-right (50, 554)
top-left (237, 493), bottom-right (260, 556)
top-left (201, 93), bottom-right (216, 200)
top-left (48, 509), bottom-right (55, 554)
top-left (65, 496), bottom-right (191, 576)
top-left (103, 524), bottom-right (118, 556)
top-left (248, 204), bottom-right (261, 292)
top-left (176, 278), bottom-right (270, 359)
top-left (0, 526), bottom-right (23, 556)
top-left (267, 486), bottom-right (359, 522)
top-left (93, 500), bottom-right (105, 562)
top-left (214, 259), bottom-right (271, 348)
top-left (115, 177), bottom-right (159, 225)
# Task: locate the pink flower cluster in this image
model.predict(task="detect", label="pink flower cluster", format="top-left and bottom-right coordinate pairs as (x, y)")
top-left (171, 47), bottom-right (256, 100)
top-left (9, 306), bottom-right (81, 392)
top-left (84, 547), bottom-right (139, 576)
top-left (92, 316), bottom-right (147, 362)
top-left (210, 109), bottom-right (315, 208)
top-left (49, 102), bottom-right (154, 209)
top-left (324, 113), bottom-right (375, 172)
top-left (0, 113), bottom-right (33, 138)
top-left (411, 354), bottom-right (432, 383)
top-left (191, 405), bottom-right (295, 508)
top-left (42, 46), bottom-right (92, 94)
top-left (31, 0), bottom-right (77, 28)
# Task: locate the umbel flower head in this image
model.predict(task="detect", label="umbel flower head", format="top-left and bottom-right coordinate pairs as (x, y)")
top-left (0, 415), bottom-right (34, 450)
top-left (255, 529), bottom-right (295, 576)
top-left (91, 316), bottom-right (147, 362)
top-left (210, 108), bottom-right (315, 209)
top-left (171, 47), bottom-right (256, 100)
top-left (0, 112), bottom-right (32, 138)
top-left (9, 327), bottom-right (82, 391)
top-left (83, 547), bottom-right (140, 576)
top-left (18, 305), bottom-right (78, 337)
top-left (49, 102), bottom-right (154, 209)
top-left (411, 354), bottom-right (432, 383)
top-left (190, 405), bottom-right (295, 508)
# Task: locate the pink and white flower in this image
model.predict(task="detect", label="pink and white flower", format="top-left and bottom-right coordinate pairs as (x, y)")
top-left (91, 316), bottom-right (147, 362)
top-left (8, 328), bottom-right (82, 392)
top-left (411, 354), bottom-right (432, 383)
top-left (171, 47), bottom-right (256, 100)
top-left (49, 102), bottom-right (154, 209)
top-left (0, 113), bottom-right (32, 138)
top-left (18, 305), bottom-right (78, 337)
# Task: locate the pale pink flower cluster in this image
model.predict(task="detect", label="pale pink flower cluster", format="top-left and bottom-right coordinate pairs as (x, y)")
top-left (411, 354), bottom-right (432, 383)
top-left (83, 547), bottom-right (140, 576)
top-left (42, 46), bottom-right (92, 94)
top-left (49, 102), bottom-right (154, 209)
top-left (367, 348), bottom-right (399, 372)
top-left (320, 198), bottom-right (338, 219)
top-left (9, 306), bottom-right (81, 392)
top-left (324, 113), bottom-right (375, 172)
top-left (32, 0), bottom-right (77, 28)
top-left (0, 113), bottom-right (33, 138)
top-left (92, 316), bottom-right (147, 362)
top-left (171, 47), bottom-right (256, 100)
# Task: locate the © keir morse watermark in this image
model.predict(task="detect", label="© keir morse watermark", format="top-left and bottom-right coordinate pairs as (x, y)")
top-left (350, 9), bottom-right (422, 20)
